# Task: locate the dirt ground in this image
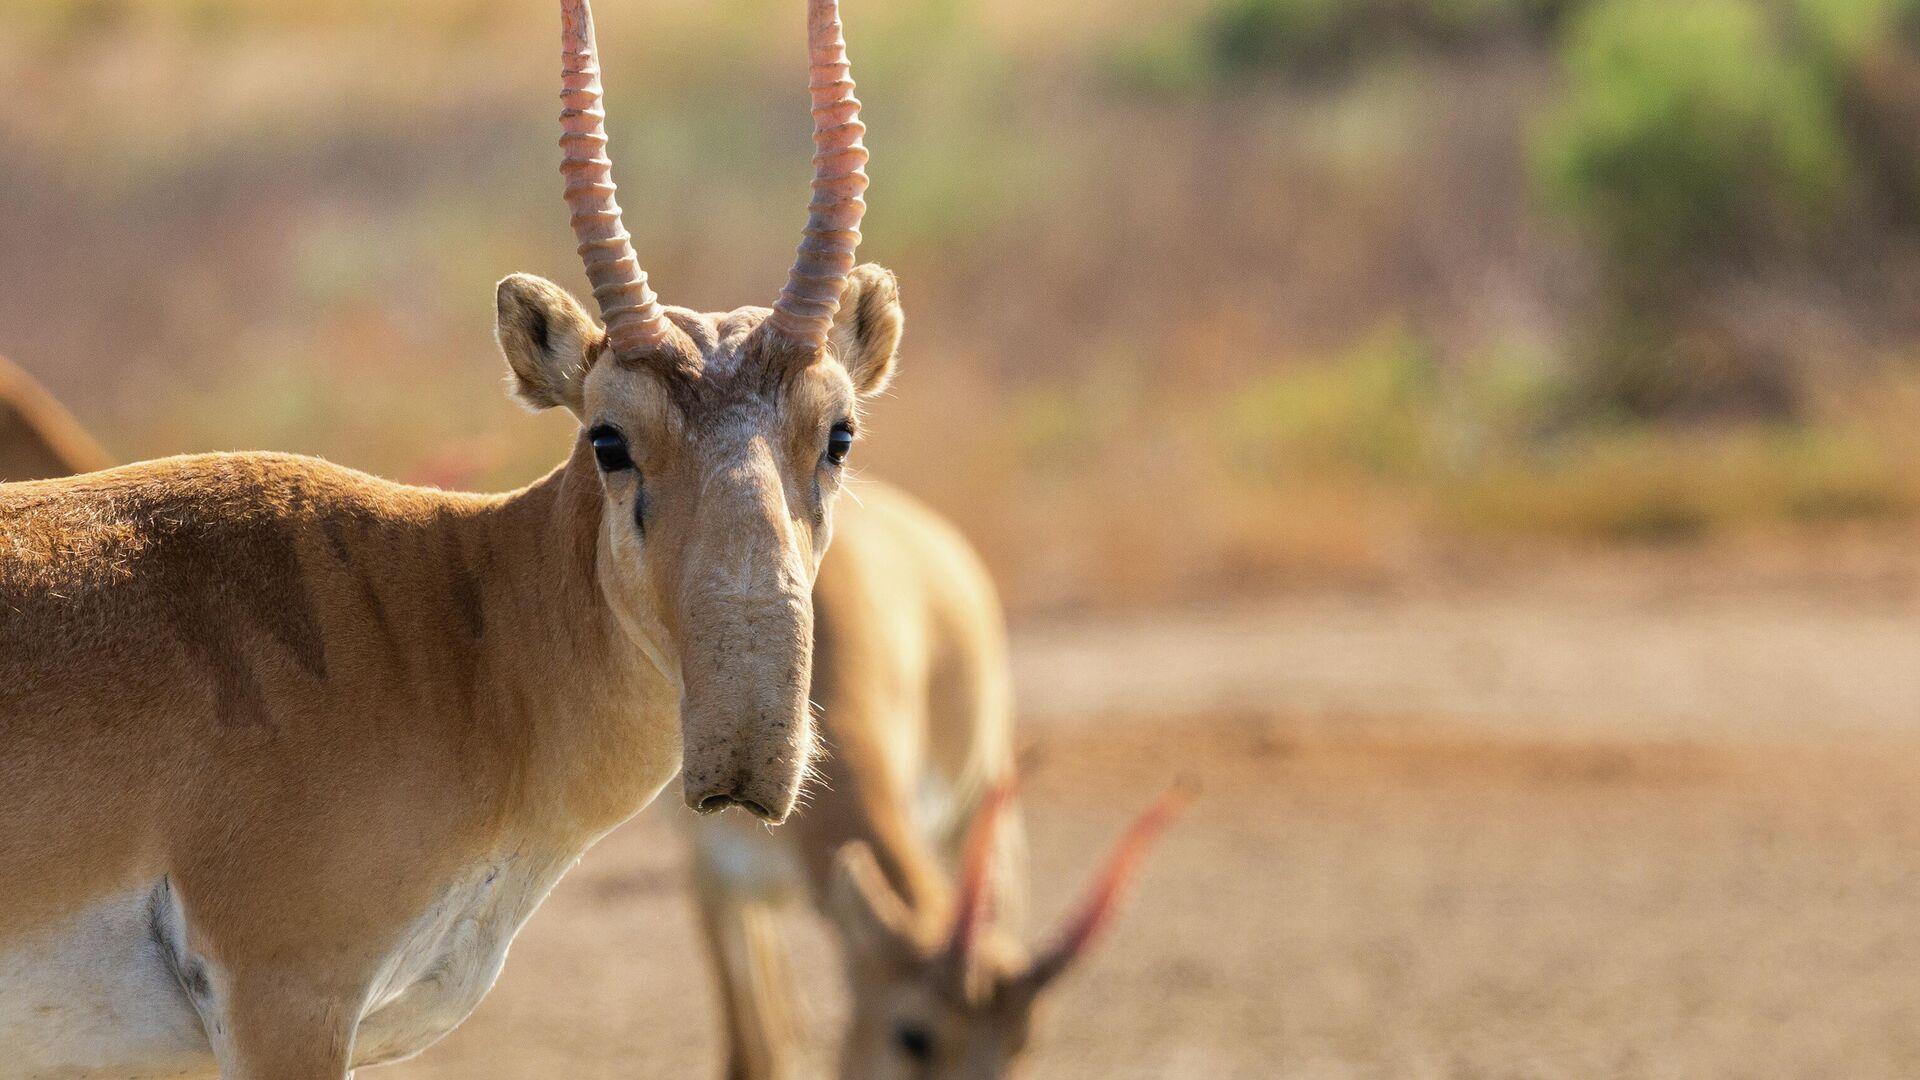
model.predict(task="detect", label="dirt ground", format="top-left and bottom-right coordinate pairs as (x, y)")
top-left (383, 566), bottom-right (1920, 1080)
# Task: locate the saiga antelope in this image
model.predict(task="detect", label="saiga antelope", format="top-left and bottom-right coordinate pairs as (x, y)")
top-left (0, 0), bottom-right (895, 1074)
top-left (0, 299), bottom-right (1186, 1080)
top-left (0, 353), bottom-right (111, 482)
top-left (0, 315), bottom-right (1184, 1080)
top-left (691, 481), bottom-right (1190, 1080)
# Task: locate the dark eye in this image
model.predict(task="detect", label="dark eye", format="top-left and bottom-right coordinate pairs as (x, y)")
top-left (893, 1023), bottom-right (934, 1062)
top-left (589, 425), bottom-right (633, 472)
top-left (826, 422), bottom-right (854, 466)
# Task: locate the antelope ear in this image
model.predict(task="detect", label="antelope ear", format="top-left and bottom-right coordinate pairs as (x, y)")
top-left (495, 274), bottom-right (601, 418)
top-left (827, 841), bottom-right (922, 965)
top-left (829, 263), bottom-right (903, 398)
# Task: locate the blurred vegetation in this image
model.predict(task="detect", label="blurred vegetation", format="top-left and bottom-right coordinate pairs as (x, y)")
top-left (1204, 0), bottom-right (1571, 79)
top-left (1534, 0), bottom-right (1920, 417)
top-left (1108, 0), bottom-right (1575, 92)
top-left (4, 0), bottom-right (1920, 610)
top-left (1536, 0), bottom-right (1849, 270)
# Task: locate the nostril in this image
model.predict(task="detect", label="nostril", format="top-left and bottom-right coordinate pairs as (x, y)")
top-left (690, 790), bottom-right (779, 821)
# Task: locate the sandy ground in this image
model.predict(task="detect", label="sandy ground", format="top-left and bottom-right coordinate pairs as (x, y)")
top-left (383, 574), bottom-right (1920, 1079)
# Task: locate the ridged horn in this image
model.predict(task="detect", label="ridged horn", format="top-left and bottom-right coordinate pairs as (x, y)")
top-left (764, 0), bottom-right (870, 350)
top-left (559, 0), bottom-right (672, 358)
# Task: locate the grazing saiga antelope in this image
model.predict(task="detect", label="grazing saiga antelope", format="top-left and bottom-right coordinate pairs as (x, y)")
top-left (0, 0), bottom-right (895, 1074)
top-left (691, 481), bottom-right (1190, 1080)
top-left (0, 353), bottom-right (111, 482)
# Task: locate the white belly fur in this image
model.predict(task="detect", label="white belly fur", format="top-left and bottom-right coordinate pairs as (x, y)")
top-left (352, 852), bottom-right (574, 1066)
top-left (0, 853), bottom-right (576, 1078)
top-left (0, 886), bottom-right (208, 1079)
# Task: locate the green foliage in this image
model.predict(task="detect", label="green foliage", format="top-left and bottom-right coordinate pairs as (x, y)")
top-left (1203, 327), bottom-right (1918, 542)
top-left (1531, 0), bottom-right (1920, 417)
top-left (1206, 0), bottom-right (1352, 77)
top-left (1195, 0), bottom-right (1574, 82)
top-left (1533, 0), bottom-right (1850, 270)
top-left (1445, 424), bottom-right (1915, 539)
top-left (1218, 329), bottom-right (1439, 480)
top-left (1795, 0), bottom-right (1920, 64)
top-left (1426, 0), bottom-right (1572, 35)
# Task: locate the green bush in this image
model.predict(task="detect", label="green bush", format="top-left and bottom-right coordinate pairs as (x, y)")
top-left (1217, 329), bottom-right (1438, 480)
top-left (1206, 0), bottom-right (1356, 77)
top-left (1423, 0), bottom-right (1577, 38)
top-left (1201, 0), bottom-right (1574, 81)
top-left (1533, 0), bottom-right (1850, 271)
top-left (1795, 0), bottom-right (1920, 66)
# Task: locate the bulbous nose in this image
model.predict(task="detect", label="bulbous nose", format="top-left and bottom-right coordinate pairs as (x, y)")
top-left (685, 775), bottom-right (786, 823)
top-left (673, 446), bottom-right (814, 828)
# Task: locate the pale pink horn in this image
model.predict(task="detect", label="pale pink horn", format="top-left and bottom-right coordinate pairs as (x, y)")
top-left (764, 0), bottom-right (870, 349)
top-left (947, 776), bottom-right (1018, 971)
top-left (559, 0), bottom-right (673, 358)
top-left (1023, 780), bottom-right (1195, 990)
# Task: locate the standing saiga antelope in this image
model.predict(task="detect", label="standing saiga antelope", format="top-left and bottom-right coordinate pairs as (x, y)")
top-left (0, 323), bottom-right (1187, 1080)
top-left (0, 0), bottom-right (894, 1074)
top-left (0, 276), bottom-right (1188, 1080)
top-left (691, 479), bottom-right (1191, 1080)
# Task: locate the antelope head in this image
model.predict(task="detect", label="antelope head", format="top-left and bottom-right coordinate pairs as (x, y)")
top-left (827, 784), bottom-right (1192, 1079)
top-left (495, 0), bottom-right (900, 823)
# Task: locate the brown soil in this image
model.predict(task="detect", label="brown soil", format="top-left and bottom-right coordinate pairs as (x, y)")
top-left (383, 581), bottom-right (1920, 1080)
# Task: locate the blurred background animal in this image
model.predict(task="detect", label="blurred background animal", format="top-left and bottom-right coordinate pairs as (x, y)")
top-left (690, 473), bottom-right (1188, 1080)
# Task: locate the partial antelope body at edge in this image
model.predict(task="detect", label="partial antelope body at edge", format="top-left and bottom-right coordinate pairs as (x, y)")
top-left (690, 479), bottom-right (1192, 1080)
top-left (0, 0), bottom-right (892, 1076)
top-left (0, 354), bottom-right (111, 482)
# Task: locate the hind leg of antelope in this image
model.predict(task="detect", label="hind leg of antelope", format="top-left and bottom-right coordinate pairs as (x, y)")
top-left (693, 853), bottom-right (804, 1080)
top-left (201, 972), bottom-right (363, 1080)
